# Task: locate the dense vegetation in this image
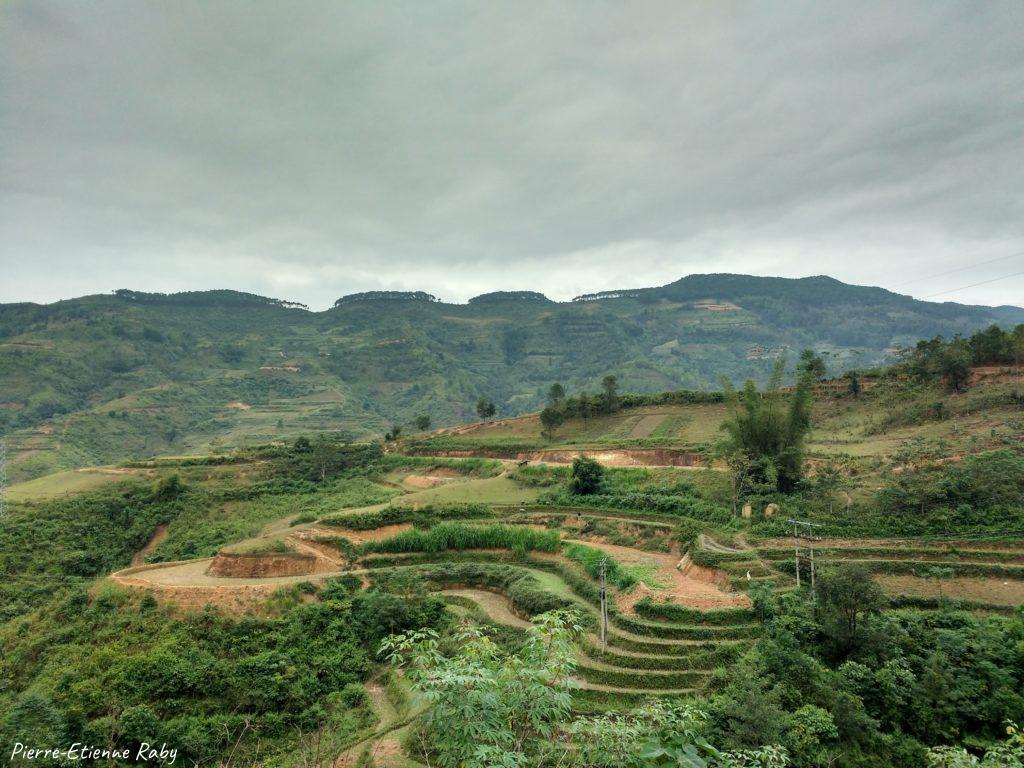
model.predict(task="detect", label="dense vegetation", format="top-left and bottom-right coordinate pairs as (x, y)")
top-left (0, 576), bottom-right (448, 766)
top-left (385, 594), bottom-right (1024, 768)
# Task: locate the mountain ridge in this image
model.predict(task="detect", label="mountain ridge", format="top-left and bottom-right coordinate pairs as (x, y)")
top-left (5, 272), bottom-right (1022, 315)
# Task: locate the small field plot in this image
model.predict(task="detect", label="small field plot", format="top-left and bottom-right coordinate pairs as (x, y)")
top-left (8, 467), bottom-right (149, 502)
top-left (876, 574), bottom-right (1024, 608)
top-left (399, 473), bottom-right (542, 506)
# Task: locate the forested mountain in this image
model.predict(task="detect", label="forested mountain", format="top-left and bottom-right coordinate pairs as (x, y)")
top-left (2, 274), bottom-right (1021, 479)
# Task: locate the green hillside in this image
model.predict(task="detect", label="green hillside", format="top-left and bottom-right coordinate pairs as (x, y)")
top-left (2, 274), bottom-right (1022, 481)
top-left (2, 388), bottom-right (1022, 766)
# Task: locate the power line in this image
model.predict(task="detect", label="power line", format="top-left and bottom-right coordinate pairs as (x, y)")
top-left (919, 268), bottom-right (1024, 300)
top-left (889, 251), bottom-right (1024, 290)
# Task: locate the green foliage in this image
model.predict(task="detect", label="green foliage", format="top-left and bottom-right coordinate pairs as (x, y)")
top-left (0, 482), bottom-right (173, 621)
top-left (540, 405), bottom-right (566, 438)
top-left (815, 564), bottom-right (887, 659)
top-left (476, 398), bottom-right (497, 419)
top-left (396, 562), bottom-right (580, 617)
top-left (902, 324), bottom-right (1024, 390)
top-left (382, 611), bottom-right (583, 768)
top-left (569, 455), bottom-right (605, 494)
top-left (797, 349), bottom-right (826, 382)
top-left (361, 523), bottom-right (561, 555)
top-left (321, 502), bottom-right (494, 530)
top-left (927, 722), bottom-right (1024, 767)
top-left (563, 543), bottom-right (637, 589)
top-left (0, 586), bottom-right (396, 765)
top-left (635, 599), bottom-right (755, 626)
top-left (719, 360), bottom-right (813, 495)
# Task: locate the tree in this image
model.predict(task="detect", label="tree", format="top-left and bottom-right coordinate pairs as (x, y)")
top-left (749, 583), bottom-right (776, 623)
top-left (719, 360), bottom-right (813, 495)
top-left (547, 382), bottom-right (566, 408)
top-left (926, 566), bottom-right (955, 606)
top-left (938, 340), bottom-right (973, 392)
top-left (600, 375), bottom-right (620, 414)
top-left (1012, 325), bottom-right (1024, 374)
top-left (414, 414), bottom-right (431, 431)
top-left (810, 461), bottom-right (847, 514)
top-left (569, 456), bottom-right (604, 495)
top-left (539, 406), bottom-right (565, 440)
top-left (476, 398), bottom-right (496, 419)
top-left (577, 391), bottom-right (592, 419)
top-left (381, 611), bottom-right (583, 768)
top-left (312, 434), bottom-right (338, 481)
top-left (797, 350), bottom-right (826, 382)
top-left (816, 564), bottom-right (885, 657)
top-left (384, 424), bottom-right (402, 441)
top-left (845, 370), bottom-right (861, 399)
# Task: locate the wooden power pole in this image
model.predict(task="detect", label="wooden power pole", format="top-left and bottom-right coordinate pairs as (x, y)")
top-left (599, 557), bottom-right (608, 654)
top-left (788, 518), bottom-right (823, 596)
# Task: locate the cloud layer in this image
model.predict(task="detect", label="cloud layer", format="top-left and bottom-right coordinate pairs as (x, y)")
top-left (2, 1), bottom-right (1023, 308)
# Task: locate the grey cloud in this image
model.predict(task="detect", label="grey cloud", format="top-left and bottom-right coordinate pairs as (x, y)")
top-left (2, 1), bottom-right (1023, 308)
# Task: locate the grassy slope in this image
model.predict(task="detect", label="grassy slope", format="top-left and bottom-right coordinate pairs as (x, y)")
top-left (404, 374), bottom-right (1024, 467)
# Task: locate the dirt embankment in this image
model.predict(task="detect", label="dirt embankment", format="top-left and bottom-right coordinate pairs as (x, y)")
top-left (410, 447), bottom-right (705, 468)
top-left (677, 554), bottom-right (734, 593)
top-left (206, 551), bottom-right (325, 578)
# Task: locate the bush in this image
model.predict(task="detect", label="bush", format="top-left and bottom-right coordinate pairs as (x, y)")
top-left (569, 456), bottom-right (605, 495)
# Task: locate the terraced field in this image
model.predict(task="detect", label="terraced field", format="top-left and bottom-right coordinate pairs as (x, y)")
top-left (752, 537), bottom-right (1024, 611)
top-left (88, 447), bottom-right (1023, 763)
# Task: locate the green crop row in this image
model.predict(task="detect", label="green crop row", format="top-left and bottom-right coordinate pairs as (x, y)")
top-left (633, 598), bottom-right (755, 625)
top-left (361, 523), bottom-right (561, 555)
top-left (576, 640), bottom-right (742, 670)
top-left (321, 502), bottom-right (494, 530)
top-left (575, 665), bottom-right (708, 690)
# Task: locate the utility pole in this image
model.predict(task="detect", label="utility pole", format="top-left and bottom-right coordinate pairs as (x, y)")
top-left (788, 519), bottom-right (822, 596)
top-left (599, 557), bottom-right (608, 654)
top-left (791, 519), bottom-right (801, 588)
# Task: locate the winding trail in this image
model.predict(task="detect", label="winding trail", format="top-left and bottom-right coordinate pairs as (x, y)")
top-left (131, 525), bottom-right (169, 566)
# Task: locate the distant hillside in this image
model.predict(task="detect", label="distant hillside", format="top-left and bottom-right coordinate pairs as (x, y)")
top-left (1, 274), bottom-right (1021, 480)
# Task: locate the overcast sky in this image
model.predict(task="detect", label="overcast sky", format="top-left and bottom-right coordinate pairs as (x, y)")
top-left (2, 2), bottom-right (1023, 309)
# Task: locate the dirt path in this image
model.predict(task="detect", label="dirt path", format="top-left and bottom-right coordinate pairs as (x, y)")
top-left (131, 525), bottom-right (169, 566)
top-left (698, 534), bottom-right (749, 555)
top-left (441, 588), bottom-right (532, 628)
